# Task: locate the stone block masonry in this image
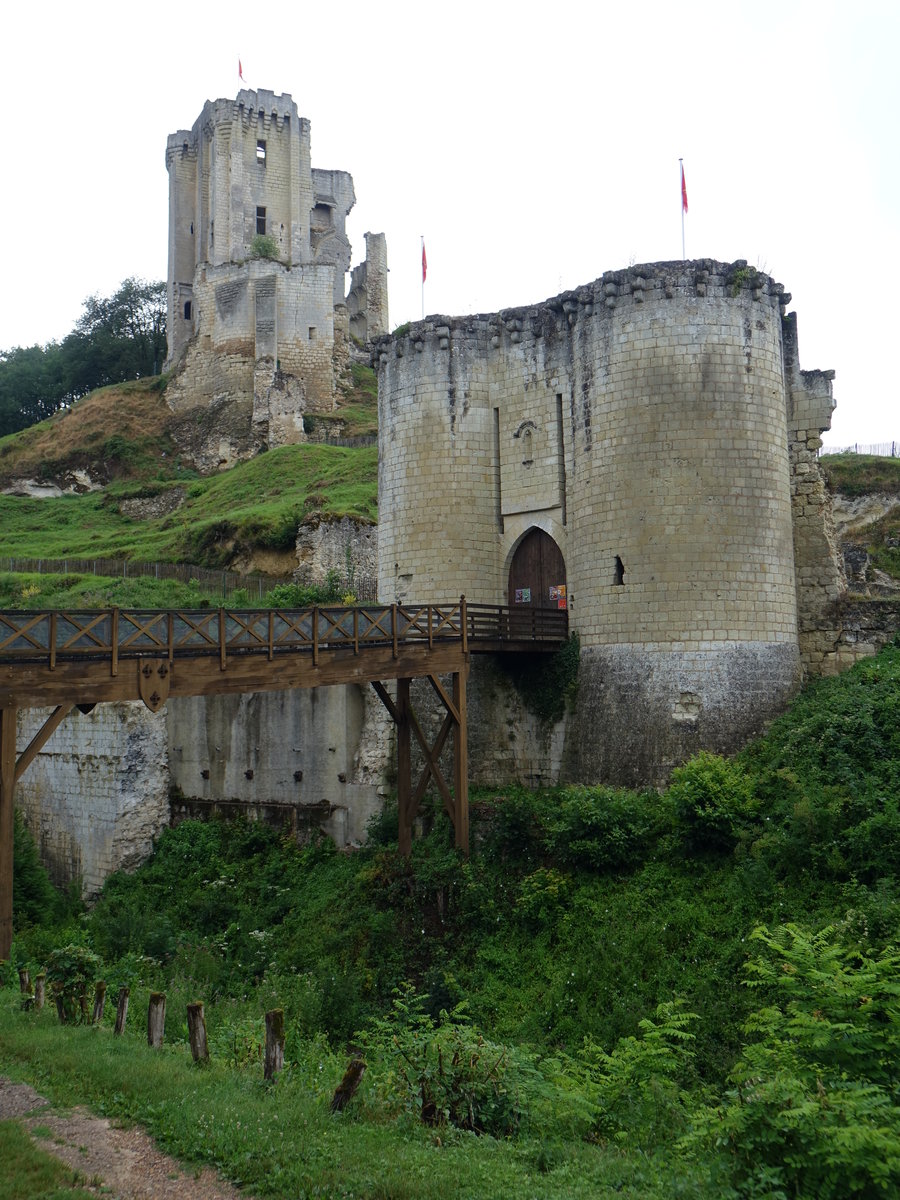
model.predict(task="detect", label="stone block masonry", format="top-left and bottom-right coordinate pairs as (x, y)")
top-left (164, 89), bottom-right (388, 466)
top-left (376, 259), bottom-right (843, 785)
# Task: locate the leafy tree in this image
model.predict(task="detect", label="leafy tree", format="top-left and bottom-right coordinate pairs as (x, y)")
top-left (0, 278), bottom-right (167, 436)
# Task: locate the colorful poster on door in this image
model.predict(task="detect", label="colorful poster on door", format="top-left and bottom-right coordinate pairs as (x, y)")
top-left (552, 584), bottom-right (567, 609)
top-left (514, 588), bottom-right (531, 604)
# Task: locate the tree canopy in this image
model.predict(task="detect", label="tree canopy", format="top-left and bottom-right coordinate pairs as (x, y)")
top-left (0, 278), bottom-right (167, 437)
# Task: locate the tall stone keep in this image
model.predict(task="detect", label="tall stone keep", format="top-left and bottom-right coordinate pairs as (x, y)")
top-left (375, 259), bottom-right (842, 786)
top-left (164, 89), bottom-right (387, 458)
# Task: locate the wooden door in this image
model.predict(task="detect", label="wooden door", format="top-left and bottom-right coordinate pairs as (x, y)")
top-left (508, 528), bottom-right (566, 610)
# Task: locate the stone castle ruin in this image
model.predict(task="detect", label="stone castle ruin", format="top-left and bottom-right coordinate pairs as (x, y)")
top-left (376, 260), bottom-right (848, 785)
top-left (164, 89), bottom-right (387, 466)
top-left (17, 87), bottom-right (899, 897)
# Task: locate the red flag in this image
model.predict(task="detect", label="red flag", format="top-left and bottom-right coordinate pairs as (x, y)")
top-left (681, 163), bottom-right (688, 214)
top-left (239, 59), bottom-right (245, 82)
top-left (422, 242), bottom-right (427, 284)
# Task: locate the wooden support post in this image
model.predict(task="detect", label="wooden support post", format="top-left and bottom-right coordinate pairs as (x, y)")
top-left (110, 608), bottom-right (119, 677)
top-left (331, 1057), bottom-right (367, 1112)
top-left (397, 678), bottom-right (412, 856)
top-left (265, 1008), bottom-right (285, 1081)
top-left (18, 967), bottom-right (30, 995)
top-left (187, 1001), bottom-right (209, 1062)
top-left (92, 981), bottom-right (107, 1025)
top-left (0, 706), bottom-right (15, 962)
top-left (453, 670), bottom-right (469, 855)
top-left (34, 973), bottom-right (45, 1011)
top-left (114, 986), bottom-right (130, 1035)
top-left (147, 992), bottom-right (166, 1048)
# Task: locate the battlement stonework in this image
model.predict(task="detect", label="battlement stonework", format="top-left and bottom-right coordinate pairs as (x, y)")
top-left (376, 259), bottom-right (843, 785)
top-left (164, 89), bottom-right (387, 463)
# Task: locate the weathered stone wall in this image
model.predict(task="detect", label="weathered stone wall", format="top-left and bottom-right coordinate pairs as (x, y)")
top-left (348, 233), bottom-right (389, 344)
top-left (783, 312), bottom-right (847, 674)
top-left (376, 259), bottom-right (836, 784)
top-left (165, 88), bottom-right (388, 462)
top-left (167, 684), bottom-right (391, 847)
top-left (15, 683), bottom-right (395, 897)
top-left (15, 704), bottom-right (170, 897)
top-left (294, 517), bottom-right (377, 587)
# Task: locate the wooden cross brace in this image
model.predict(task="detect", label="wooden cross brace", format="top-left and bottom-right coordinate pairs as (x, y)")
top-left (371, 670), bottom-right (469, 857)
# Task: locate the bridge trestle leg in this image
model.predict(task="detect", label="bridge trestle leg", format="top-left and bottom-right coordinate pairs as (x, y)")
top-left (1, 706), bottom-right (17, 961)
top-left (371, 669), bottom-right (470, 858)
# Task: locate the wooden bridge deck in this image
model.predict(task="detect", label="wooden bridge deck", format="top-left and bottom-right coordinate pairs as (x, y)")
top-left (0, 599), bottom-right (568, 956)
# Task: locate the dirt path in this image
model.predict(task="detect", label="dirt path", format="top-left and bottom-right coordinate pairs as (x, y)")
top-left (0, 1076), bottom-right (250, 1199)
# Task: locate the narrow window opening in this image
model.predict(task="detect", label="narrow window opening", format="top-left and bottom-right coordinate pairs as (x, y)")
top-left (308, 326), bottom-right (316, 341)
top-left (256, 139), bottom-right (267, 164)
top-left (256, 206), bottom-right (267, 235)
top-left (189, 221), bottom-right (193, 236)
top-left (183, 301), bottom-right (192, 320)
top-left (522, 427), bottom-right (534, 464)
top-left (613, 556), bottom-right (625, 586)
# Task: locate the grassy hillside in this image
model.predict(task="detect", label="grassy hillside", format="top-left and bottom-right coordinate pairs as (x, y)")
top-left (0, 369), bottom-right (379, 576)
top-left (5, 641), bottom-right (900, 1198)
top-left (819, 452), bottom-right (900, 496)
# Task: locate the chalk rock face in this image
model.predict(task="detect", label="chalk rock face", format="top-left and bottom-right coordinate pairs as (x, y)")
top-left (16, 703), bottom-right (169, 897)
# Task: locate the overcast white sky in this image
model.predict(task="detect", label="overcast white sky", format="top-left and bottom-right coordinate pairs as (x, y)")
top-left (2, 0), bottom-right (897, 446)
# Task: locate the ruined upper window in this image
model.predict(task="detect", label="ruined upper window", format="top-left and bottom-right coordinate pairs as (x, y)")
top-left (256, 206), bottom-right (267, 235)
top-left (257, 139), bottom-right (266, 164)
top-left (183, 301), bottom-right (192, 320)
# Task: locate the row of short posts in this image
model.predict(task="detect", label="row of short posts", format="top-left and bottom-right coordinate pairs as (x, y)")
top-left (16, 969), bottom-right (286, 1081)
top-left (14, 971), bottom-right (375, 1106)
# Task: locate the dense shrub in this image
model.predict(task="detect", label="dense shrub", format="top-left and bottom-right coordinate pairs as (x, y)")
top-left (12, 810), bottom-right (62, 928)
top-left (685, 923), bottom-right (900, 1198)
top-left (544, 785), bottom-right (666, 871)
top-left (668, 751), bottom-right (755, 851)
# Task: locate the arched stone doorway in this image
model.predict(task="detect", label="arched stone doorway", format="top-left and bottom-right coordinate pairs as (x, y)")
top-left (507, 528), bottom-right (567, 610)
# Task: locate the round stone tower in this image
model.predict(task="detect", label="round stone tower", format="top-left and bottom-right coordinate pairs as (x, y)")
top-left (566, 261), bottom-right (799, 784)
top-left (376, 260), bottom-right (821, 786)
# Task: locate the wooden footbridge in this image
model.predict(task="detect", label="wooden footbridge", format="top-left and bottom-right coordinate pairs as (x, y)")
top-left (0, 599), bottom-right (567, 957)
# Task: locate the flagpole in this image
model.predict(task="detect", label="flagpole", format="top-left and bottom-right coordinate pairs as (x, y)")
top-left (679, 158), bottom-right (685, 260)
top-left (421, 235), bottom-right (425, 320)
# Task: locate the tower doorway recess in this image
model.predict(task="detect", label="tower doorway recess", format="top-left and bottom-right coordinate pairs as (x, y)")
top-left (508, 528), bottom-right (567, 611)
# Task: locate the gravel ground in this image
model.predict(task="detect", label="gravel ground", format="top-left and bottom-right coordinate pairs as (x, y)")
top-left (0, 1076), bottom-right (251, 1199)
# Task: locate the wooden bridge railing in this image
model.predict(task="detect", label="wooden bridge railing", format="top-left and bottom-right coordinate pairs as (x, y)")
top-left (0, 600), bottom-right (567, 669)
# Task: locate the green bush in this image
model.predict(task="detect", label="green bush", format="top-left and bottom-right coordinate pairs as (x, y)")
top-left (13, 810), bottom-right (62, 928)
top-left (580, 1000), bottom-right (699, 1146)
top-left (250, 233), bottom-right (278, 260)
top-left (544, 785), bottom-right (666, 871)
top-left (668, 751), bottom-right (755, 851)
top-left (685, 923), bottom-right (900, 1197)
top-left (45, 944), bottom-right (102, 1023)
top-left (359, 987), bottom-right (573, 1137)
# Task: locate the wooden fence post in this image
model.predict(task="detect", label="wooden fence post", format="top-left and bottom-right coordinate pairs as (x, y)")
top-left (147, 992), bottom-right (166, 1048)
top-left (34, 973), bottom-right (45, 1011)
top-left (114, 986), bottom-right (129, 1036)
top-left (92, 981), bottom-right (107, 1025)
top-left (18, 968), bottom-right (30, 995)
top-left (264, 1009), bottom-right (285, 1081)
top-left (187, 1002), bottom-right (209, 1063)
